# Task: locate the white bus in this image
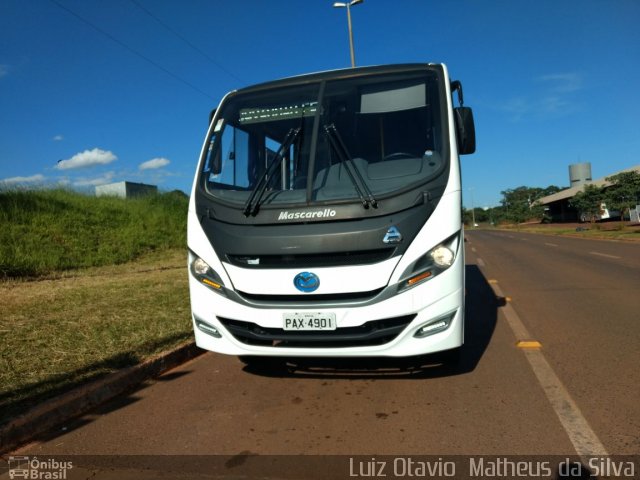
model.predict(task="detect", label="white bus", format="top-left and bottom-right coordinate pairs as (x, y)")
top-left (187, 63), bottom-right (475, 364)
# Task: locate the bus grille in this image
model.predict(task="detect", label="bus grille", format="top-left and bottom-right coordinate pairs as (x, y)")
top-left (217, 314), bottom-right (416, 348)
top-left (226, 248), bottom-right (395, 269)
top-left (235, 288), bottom-right (384, 305)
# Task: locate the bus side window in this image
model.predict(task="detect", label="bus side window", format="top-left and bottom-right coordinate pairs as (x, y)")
top-left (213, 125), bottom-right (250, 188)
top-left (204, 135), bottom-right (221, 176)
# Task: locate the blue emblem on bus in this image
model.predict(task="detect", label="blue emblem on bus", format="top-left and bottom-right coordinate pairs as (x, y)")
top-left (383, 226), bottom-right (403, 244)
top-left (293, 272), bottom-right (320, 293)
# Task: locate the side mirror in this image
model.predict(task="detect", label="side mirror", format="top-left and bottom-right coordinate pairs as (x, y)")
top-left (454, 106), bottom-right (476, 155)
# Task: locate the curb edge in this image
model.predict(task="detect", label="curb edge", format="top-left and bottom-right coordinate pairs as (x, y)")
top-left (0, 341), bottom-right (204, 454)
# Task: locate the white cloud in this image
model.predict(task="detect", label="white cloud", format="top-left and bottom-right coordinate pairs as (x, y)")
top-left (56, 177), bottom-right (71, 186)
top-left (537, 73), bottom-right (583, 93)
top-left (53, 135), bottom-right (64, 141)
top-left (139, 157), bottom-right (170, 170)
top-left (499, 73), bottom-right (584, 121)
top-left (502, 97), bottom-right (529, 114)
top-left (72, 171), bottom-right (116, 187)
top-left (540, 95), bottom-right (571, 114)
top-left (0, 174), bottom-right (45, 184)
top-left (56, 148), bottom-right (117, 170)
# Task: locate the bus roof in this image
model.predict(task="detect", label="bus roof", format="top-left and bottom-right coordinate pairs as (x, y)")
top-left (232, 63), bottom-right (443, 96)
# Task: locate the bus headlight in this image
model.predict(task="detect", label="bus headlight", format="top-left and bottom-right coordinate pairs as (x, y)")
top-left (190, 254), bottom-right (226, 293)
top-left (398, 233), bottom-right (459, 292)
top-left (193, 258), bottom-right (211, 276)
top-left (430, 245), bottom-right (454, 268)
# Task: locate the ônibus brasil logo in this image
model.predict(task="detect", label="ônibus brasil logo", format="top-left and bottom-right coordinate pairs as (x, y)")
top-left (277, 209), bottom-right (337, 221)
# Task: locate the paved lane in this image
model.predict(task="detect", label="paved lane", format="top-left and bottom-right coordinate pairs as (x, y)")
top-left (466, 230), bottom-right (640, 455)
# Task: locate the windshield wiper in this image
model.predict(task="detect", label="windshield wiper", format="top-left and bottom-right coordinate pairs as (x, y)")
top-left (243, 127), bottom-right (301, 217)
top-left (323, 124), bottom-right (378, 209)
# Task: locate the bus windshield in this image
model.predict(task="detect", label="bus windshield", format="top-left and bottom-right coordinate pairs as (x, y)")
top-left (201, 69), bottom-right (448, 210)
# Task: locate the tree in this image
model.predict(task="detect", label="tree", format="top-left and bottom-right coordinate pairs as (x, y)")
top-left (570, 184), bottom-right (605, 222)
top-left (500, 186), bottom-right (545, 223)
top-left (541, 185), bottom-right (564, 197)
top-left (462, 207), bottom-right (490, 226)
top-left (603, 171), bottom-right (640, 221)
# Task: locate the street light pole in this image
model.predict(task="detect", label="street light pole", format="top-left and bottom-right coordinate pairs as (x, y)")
top-left (468, 187), bottom-right (476, 227)
top-left (346, 3), bottom-right (355, 67)
top-left (333, 0), bottom-right (363, 68)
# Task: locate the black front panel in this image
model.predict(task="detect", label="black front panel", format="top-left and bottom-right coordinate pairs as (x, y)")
top-left (227, 248), bottom-right (394, 269)
top-left (196, 194), bottom-right (442, 266)
top-left (218, 314), bottom-right (416, 348)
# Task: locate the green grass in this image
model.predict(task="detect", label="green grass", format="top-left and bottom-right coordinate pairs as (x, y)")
top-left (0, 189), bottom-right (193, 428)
top-left (0, 249), bottom-right (192, 427)
top-left (0, 189), bottom-right (188, 277)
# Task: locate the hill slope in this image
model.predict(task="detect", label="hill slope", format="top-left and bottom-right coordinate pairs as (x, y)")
top-left (0, 189), bottom-right (188, 277)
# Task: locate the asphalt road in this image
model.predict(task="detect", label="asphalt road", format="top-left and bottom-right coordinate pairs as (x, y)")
top-left (465, 230), bottom-right (640, 456)
top-left (5, 230), bottom-right (639, 479)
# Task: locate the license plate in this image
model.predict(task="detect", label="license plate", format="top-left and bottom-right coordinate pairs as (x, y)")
top-left (283, 312), bottom-right (337, 331)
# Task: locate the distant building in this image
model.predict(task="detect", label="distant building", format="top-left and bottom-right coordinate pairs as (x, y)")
top-left (95, 181), bottom-right (158, 198)
top-left (538, 164), bottom-right (640, 222)
top-left (568, 162), bottom-right (592, 188)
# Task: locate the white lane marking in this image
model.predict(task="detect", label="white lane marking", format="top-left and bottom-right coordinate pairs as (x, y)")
top-left (487, 280), bottom-right (609, 457)
top-left (545, 242), bottom-right (558, 247)
top-left (524, 350), bottom-right (609, 457)
top-left (476, 257), bottom-right (485, 267)
top-left (589, 251), bottom-right (621, 259)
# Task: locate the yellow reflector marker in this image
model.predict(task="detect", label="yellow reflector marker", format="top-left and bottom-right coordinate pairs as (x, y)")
top-left (407, 271), bottom-right (432, 286)
top-left (517, 340), bottom-right (542, 349)
top-left (202, 278), bottom-right (222, 289)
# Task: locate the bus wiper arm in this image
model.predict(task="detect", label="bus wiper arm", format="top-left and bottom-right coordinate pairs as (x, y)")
top-left (324, 124), bottom-right (378, 209)
top-left (243, 127), bottom-right (301, 217)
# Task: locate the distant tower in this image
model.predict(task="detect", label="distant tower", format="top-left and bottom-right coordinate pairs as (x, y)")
top-left (569, 162), bottom-right (592, 188)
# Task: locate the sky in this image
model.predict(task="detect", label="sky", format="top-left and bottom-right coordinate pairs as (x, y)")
top-left (1, 0), bottom-right (639, 207)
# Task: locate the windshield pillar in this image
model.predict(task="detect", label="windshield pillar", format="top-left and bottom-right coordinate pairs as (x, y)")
top-left (305, 80), bottom-right (326, 204)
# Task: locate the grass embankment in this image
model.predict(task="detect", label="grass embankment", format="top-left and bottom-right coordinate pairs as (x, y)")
top-left (0, 189), bottom-right (188, 277)
top-left (494, 222), bottom-right (640, 242)
top-left (0, 190), bottom-right (192, 427)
